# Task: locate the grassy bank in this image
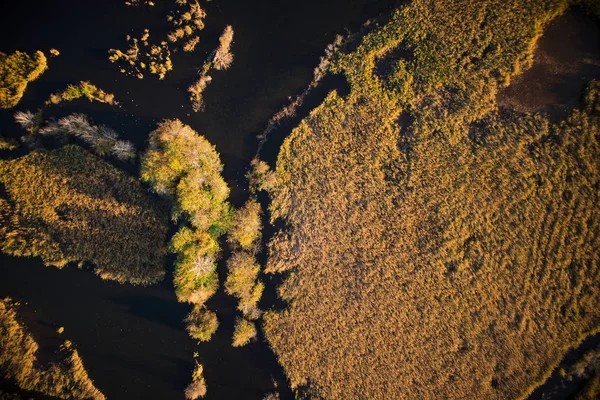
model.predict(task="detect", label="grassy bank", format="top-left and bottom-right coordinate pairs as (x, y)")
top-left (0, 298), bottom-right (104, 400)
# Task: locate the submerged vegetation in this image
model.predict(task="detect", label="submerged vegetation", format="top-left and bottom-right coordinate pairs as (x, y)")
top-left (0, 51), bottom-right (47, 109)
top-left (110, 0), bottom-right (206, 79)
top-left (263, 1), bottom-right (600, 399)
top-left (109, 29), bottom-right (173, 80)
top-left (46, 81), bottom-right (116, 106)
top-left (0, 145), bottom-right (168, 284)
top-left (0, 298), bottom-right (104, 399)
top-left (141, 119), bottom-right (230, 339)
top-left (188, 25), bottom-right (234, 112)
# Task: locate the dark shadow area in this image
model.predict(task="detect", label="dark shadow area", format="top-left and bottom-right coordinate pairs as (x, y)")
top-left (374, 42), bottom-right (414, 81)
top-left (528, 332), bottom-right (600, 399)
top-left (497, 8), bottom-right (600, 121)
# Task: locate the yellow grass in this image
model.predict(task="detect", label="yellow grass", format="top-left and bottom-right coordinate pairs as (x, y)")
top-left (263, 0), bottom-right (600, 398)
top-left (0, 145), bottom-right (169, 285)
top-left (0, 298), bottom-right (104, 399)
top-left (0, 51), bottom-right (47, 109)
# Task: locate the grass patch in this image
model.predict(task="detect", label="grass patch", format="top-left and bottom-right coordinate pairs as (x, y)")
top-left (0, 298), bottom-right (104, 400)
top-left (0, 51), bottom-right (47, 109)
top-left (263, 1), bottom-right (600, 398)
top-left (0, 145), bottom-right (169, 285)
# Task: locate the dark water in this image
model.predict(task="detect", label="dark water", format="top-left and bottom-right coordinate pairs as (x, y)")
top-left (0, 0), bottom-right (397, 399)
top-left (497, 8), bottom-right (600, 120)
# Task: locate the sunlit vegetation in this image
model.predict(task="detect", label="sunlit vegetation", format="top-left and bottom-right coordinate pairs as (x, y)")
top-left (142, 119), bottom-right (231, 305)
top-left (17, 113), bottom-right (135, 161)
top-left (263, 1), bottom-right (600, 398)
top-left (109, 29), bottom-right (172, 80)
top-left (112, 0), bottom-right (206, 79)
top-left (226, 199), bottom-right (264, 323)
top-left (232, 317), bottom-right (257, 347)
top-left (49, 49), bottom-right (60, 57)
top-left (46, 81), bottom-right (116, 106)
top-left (0, 298), bottom-right (105, 399)
top-left (13, 110), bottom-right (43, 134)
top-left (125, 0), bottom-right (155, 6)
top-left (0, 135), bottom-right (19, 150)
top-left (225, 250), bottom-right (263, 319)
top-left (0, 145), bottom-right (168, 285)
top-left (188, 26), bottom-right (234, 112)
top-left (166, 0), bottom-right (205, 53)
top-left (247, 158), bottom-right (276, 194)
top-left (228, 199), bottom-right (262, 252)
top-left (184, 363), bottom-right (207, 400)
top-left (0, 51), bottom-right (47, 109)
top-left (185, 305), bottom-right (219, 342)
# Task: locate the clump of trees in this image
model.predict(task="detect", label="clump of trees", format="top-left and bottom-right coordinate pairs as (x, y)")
top-left (0, 298), bottom-right (105, 399)
top-left (0, 145), bottom-right (169, 285)
top-left (188, 26), bottom-right (234, 112)
top-left (228, 199), bottom-right (262, 251)
top-left (232, 317), bottom-right (257, 347)
top-left (0, 50), bottom-right (47, 108)
top-left (167, 0), bottom-right (206, 53)
top-left (225, 198), bottom-right (264, 344)
top-left (184, 363), bottom-right (207, 400)
top-left (141, 119), bottom-right (231, 340)
top-left (46, 81), bottom-right (116, 106)
top-left (15, 112), bottom-right (135, 161)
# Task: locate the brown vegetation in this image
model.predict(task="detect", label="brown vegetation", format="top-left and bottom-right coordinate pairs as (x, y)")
top-left (0, 298), bottom-right (104, 399)
top-left (0, 51), bottom-right (47, 109)
top-left (263, 1), bottom-right (600, 399)
top-left (109, 30), bottom-right (173, 80)
top-left (0, 145), bottom-right (169, 285)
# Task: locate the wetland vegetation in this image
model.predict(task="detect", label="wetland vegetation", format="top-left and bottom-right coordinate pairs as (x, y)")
top-left (0, 145), bottom-right (168, 284)
top-left (1, 0), bottom-right (599, 398)
top-left (0, 298), bottom-right (104, 400)
top-left (262, 0), bottom-right (600, 399)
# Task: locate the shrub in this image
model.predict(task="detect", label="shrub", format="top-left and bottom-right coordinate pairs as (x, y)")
top-left (185, 306), bottom-right (219, 342)
top-left (184, 363), bottom-right (207, 399)
top-left (0, 51), bottom-right (47, 109)
top-left (213, 26), bottom-right (234, 71)
top-left (232, 317), bottom-right (257, 347)
top-left (228, 199), bottom-right (262, 251)
top-left (46, 81), bottom-right (116, 106)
